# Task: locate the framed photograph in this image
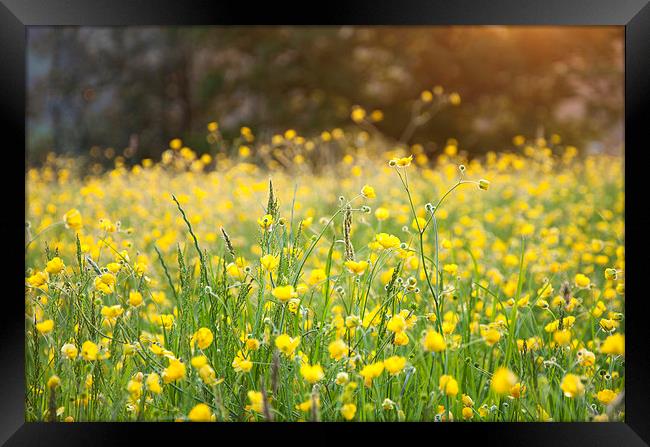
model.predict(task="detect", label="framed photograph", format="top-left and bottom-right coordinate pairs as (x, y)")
top-left (3, 0), bottom-right (649, 444)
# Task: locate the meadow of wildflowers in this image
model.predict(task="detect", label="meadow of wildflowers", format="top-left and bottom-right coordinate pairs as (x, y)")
top-left (25, 91), bottom-right (625, 422)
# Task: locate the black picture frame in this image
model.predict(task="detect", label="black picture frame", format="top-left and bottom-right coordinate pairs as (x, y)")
top-left (3, 0), bottom-right (649, 445)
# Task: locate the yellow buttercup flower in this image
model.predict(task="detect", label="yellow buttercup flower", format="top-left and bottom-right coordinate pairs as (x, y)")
top-left (94, 273), bottom-right (116, 294)
top-left (146, 373), bottom-right (162, 394)
top-left (36, 319), bottom-right (54, 335)
top-left (328, 339), bottom-right (349, 361)
top-left (300, 363), bottom-right (324, 384)
top-left (154, 314), bottom-right (174, 330)
top-left (599, 318), bottom-right (618, 332)
top-left (258, 214), bottom-right (274, 231)
top-left (128, 290), bottom-right (143, 307)
top-left (162, 358), bottom-right (186, 383)
top-left (384, 356), bottom-right (406, 375)
top-left (198, 364), bottom-right (218, 385)
top-left (61, 343), bottom-right (78, 359)
top-left (421, 329), bottom-right (446, 353)
top-left (480, 326), bottom-right (501, 346)
top-left (340, 403), bottom-right (357, 421)
top-left (375, 207), bottom-right (390, 221)
top-left (247, 391), bottom-right (264, 413)
top-left (232, 350), bottom-right (253, 373)
top-left (390, 155), bottom-right (413, 168)
top-left (600, 333), bottom-right (624, 356)
top-left (387, 314), bottom-right (406, 333)
top-left (245, 338), bottom-right (261, 351)
top-left (553, 329), bottom-right (572, 346)
top-left (188, 403), bottom-right (214, 422)
top-left (361, 184), bottom-right (376, 199)
top-left (439, 375), bottom-right (459, 397)
top-left (272, 285), bottom-right (298, 303)
top-left (510, 383), bottom-right (526, 399)
top-left (81, 341), bottom-right (99, 361)
top-left (597, 389), bottom-right (617, 405)
top-left (394, 331), bottom-right (409, 346)
top-left (45, 257), bottom-right (65, 275)
top-left (296, 396), bottom-right (320, 413)
top-left (359, 361), bottom-right (384, 387)
top-left (275, 334), bottom-right (300, 357)
top-left (604, 268), bottom-right (618, 281)
top-left (127, 373), bottom-right (143, 400)
top-left (307, 268), bottom-right (327, 285)
top-left (191, 355), bottom-right (208, 368)
top-left (344, 260), bottom-right (368, 276)
top-left (491, 367), bottom-right (517, 395)
top-left (560, 374), bottom-right (585, 398)
top-left (27, 271), bottom-right (49, 291)
top-left (260, 254), bottom-right (280, 271)
top-left (63, 208), bottom-right (83, 230)
top-left (192, 327), bottom-right (214, 350)
top-left (375, 233), bottom-right (400, 250)
top-left (443, 263), bottom-right (458, 276)
top-left (106, 262), bottom-right (121, 273)
top-left (577, 348), bottom-right (596, 367)
top-left (574, 273), bottom-right (591, 288)
top-left (101, 305), bottom-right (124, 319)
top-left (335, 372), bottom-right (349, 385)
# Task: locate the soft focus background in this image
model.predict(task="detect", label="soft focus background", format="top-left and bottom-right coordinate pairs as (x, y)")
top-left (27, 26), bottom-right (623, 165)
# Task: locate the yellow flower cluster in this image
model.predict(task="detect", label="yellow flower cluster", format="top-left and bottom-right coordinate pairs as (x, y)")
top-left (25, 124), bottom-right (624, 422)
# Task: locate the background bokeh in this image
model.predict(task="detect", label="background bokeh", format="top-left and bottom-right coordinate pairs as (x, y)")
top-left (27, 26), bottom-right (623, 165)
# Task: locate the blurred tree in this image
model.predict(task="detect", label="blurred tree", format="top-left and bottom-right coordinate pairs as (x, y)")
top-left (27, 26), bottom-right (623, 164)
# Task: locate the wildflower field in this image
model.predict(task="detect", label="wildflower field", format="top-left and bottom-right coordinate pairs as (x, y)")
top-left (25, 97), bottom-right (625, 422)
